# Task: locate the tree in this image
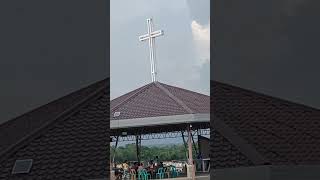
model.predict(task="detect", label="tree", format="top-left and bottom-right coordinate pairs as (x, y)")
top-left (110, 143), bottom-right (198, 163)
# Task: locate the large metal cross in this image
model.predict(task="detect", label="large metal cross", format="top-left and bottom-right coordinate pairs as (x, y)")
top-left (139, 18), bottom-right (164, 82)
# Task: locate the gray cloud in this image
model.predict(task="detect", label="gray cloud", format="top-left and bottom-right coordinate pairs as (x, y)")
top-left (186, 0), bottom-right (210, 25)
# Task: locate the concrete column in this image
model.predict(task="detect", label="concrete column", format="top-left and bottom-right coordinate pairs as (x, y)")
top-left (187, 125), bottom-right (195, 180)
top-left (112, 136), bottom-right (119, 164)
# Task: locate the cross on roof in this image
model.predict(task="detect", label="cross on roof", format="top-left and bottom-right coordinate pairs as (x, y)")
top-left (139, 18), bottom-right (164, 82)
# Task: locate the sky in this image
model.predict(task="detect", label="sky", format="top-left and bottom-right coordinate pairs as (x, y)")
top-left (110, 0), bottom-right (210, 146)
top-left (110, 0), bottom-right (210, 99)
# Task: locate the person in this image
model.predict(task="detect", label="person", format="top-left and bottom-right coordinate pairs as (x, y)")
top-left (122, 160), bottom-right (129, 171)
top-left (132, 162), bottom-right (139, 172)
top-left (196, 153), bottom-right (202, 171)
top-left (137, 163), bottom-right (144, 172)
top-left (129, 162), bottom-right (138, 179)
top-left (197, 153), bottom-right (203, 160)
top-left (149, 160), bottom-right (154, 168)
top-left (154, 156), bottom-right (159, 166)
top-left (148, 160), bottom-right (155, 178)
top-left (121, 160), bottom-right (129, 178)
top-left (159, 161), bottom-right (164, 168)
top-left (113, 163), bottom-right (123, 180)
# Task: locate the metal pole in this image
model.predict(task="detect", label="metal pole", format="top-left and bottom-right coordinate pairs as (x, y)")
top-left (181, 131), bottom-right (188, 160)
top-left (188, 126), bottom-right (193, 165)
top-left (191, 132), bottom-right (198, 155)
top-left (191, 131), bottom-right (199, 174)
top-left (197, 131), bottom-right (205, 172)
top-left (139, 135), bottom-right (142, 161)
top-left (136, 135), bottom-right (141, 163)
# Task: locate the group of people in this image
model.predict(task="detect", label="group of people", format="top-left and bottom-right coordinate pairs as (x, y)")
top-left (114, 156), bottom-right (164, 179)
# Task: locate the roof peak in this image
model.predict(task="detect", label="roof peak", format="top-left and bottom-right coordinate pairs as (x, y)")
top-left (111, 81), bottom-right (210, 119)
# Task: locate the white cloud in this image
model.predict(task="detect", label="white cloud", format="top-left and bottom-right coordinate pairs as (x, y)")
top-left (191, 20), bottom-right (210, 66)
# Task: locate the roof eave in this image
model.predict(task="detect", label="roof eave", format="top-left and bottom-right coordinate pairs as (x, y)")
top-left (111, 113), bottom-right (209, 130)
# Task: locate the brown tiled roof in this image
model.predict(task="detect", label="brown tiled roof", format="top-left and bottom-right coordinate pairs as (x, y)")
top-left (212, 80), bottom-right (320, 168)
top-left (0, 79), bottom-right (109, 179)
top-left (0, 79), bottom-right (106, 154)
top-left (111, 81), bottom-right (210, 120)
top-left (211, 126), bottom-right (254, 169)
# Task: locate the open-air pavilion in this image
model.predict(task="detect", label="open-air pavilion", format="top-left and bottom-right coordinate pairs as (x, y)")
top-left (110, 81), bottom-right (210, 179)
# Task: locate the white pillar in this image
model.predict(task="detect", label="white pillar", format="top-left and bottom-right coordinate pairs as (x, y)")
top-left (187, 125), bottom-right (195, 180)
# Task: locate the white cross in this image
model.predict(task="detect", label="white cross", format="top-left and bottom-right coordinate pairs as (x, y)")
top-left (139, 18), bottom-right (164, 82)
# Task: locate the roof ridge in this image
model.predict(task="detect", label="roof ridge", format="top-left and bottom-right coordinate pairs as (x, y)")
top-left (155, 82), bottom-right (194, 114)
top-left (213, 115), bottom-right (269, 165)
top-left (0, 84), bottom-right (106, 163)
top-left (159, 82), bottom-right (209, 97)
top-left (111, 83), bottom-right (153, 112)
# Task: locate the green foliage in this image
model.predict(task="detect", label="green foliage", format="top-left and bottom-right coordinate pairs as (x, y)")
top-left (111, 143), bottom-right (197, 163)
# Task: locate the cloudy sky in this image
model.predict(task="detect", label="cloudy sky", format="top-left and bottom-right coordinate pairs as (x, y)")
top-left (110, 0), bottom-right (210, 99)
top-left (110, 0), bottom-right (210, 146)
